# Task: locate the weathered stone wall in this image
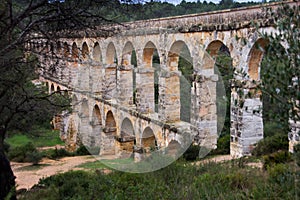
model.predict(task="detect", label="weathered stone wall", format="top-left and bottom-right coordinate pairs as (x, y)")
top-left (36, 0), bottom-right (297, 158)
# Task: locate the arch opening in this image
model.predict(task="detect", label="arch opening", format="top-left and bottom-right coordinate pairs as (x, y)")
top-left (50, 84), bottom-right (55, 93)
top-left (93, 42), bottom-right (102, 63)
top-left (167, 140), bottom-right (181, 157)
top-left (141, 127), bottom-right (157, 152)
top-left (167, 41), bottom-right (193, 122)
top-left (101, 111), bottom-right (117, 155)
top-left (248, 38), bottom-right (268, 81)
top-left (118, 118), bottom-right (135, 155)
top-left (106, 42), bottom-right (117, 65)
top-left (103, 43), bottom-right (117, 100)
top-left (92, 105), bottom-right (102, 126)
top-left (143, 41), bottom-right (160, 112)
top-left (122, 42), bottom-right (134, 66)
top-left (72, 42), bottom-right (79, 61)
top-left (206, 40), bottom-right (233, 147)
top-left (82, 42), bottom-right (89, 61)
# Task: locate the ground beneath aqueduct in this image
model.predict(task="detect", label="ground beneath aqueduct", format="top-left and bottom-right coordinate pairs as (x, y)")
top-left (11, 153), bottom-right (262, 190)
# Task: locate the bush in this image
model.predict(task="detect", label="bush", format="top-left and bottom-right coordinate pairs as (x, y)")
top-left (263, 150), bottom-right (292, 169)
top-left (75, 145), bottom-right (91, 156)
top-left (211, 134), bottom-right (230, 155)
top-left (263, 122), bottom-right (287, 138)
top-left (252, 133), bottom-right (288, 156)
top-left (182, 144), bottom-right (200, 161)
top-left (26, 151), bottom-right (43, 165)
top-left (8, 142), bottom-right (42, 164)
top-left (44, 148), bottom-right (73, 159)
top-left (267, 163), bottom-right (293, 185)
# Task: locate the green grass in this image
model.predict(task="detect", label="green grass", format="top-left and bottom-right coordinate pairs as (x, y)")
top-left (6, 135), bottom-right (31, 148)
top-left (76, 161), bottom-right (107, 170)
top-left (7, 127), bottom-right (64, 148)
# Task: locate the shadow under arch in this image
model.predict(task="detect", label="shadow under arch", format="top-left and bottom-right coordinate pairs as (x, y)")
top-left (141, 127), bottom-right (157, 153)
top-left (117, 117), bottom-right (136, 157)
top-left (93, 42), bottom-right (102, 63)
top-left (100, 110), bottom-right (117, 155)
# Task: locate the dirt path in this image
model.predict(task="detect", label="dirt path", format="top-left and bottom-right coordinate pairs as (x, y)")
top-left (12, 154), bottom-right (262, 190)
top-left (11, 155), bottom-right (97, 190)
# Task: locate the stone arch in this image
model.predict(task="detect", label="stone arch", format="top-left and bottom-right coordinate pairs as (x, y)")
top-left (206, 40), bottom-right (232, 133)
top-left (139, 41), bottom-right (160, 112)
top-left (106, 42), bottom-right (117, 65)
top-left (57, 86), bottom-right (61, 92)
top-left (167, 40), bottom-right (192, 71)
top-left (105, 111), bottom-right (116, 129)
top-left (50, 83), bottom-right (55, 93)
top-left (93, 42), bottom-right (102, 63)
top-left (248, 38), bottom-right (268, 80)
top-left (143, 41), bottom-right (159, 68)
top-left (141, 127), bottom-right (157, 152)
top-left (63, 42), bottom-right (69, 58)
top-left (101, 110), bottom-right (117, 155)
top-left (72, 42), bottom-right (79, 60)
top-left (206, 40), bottom-right (227, 57)
top-left (122, 41), bottom-right (135, 66)
top-left (167, 140), bottom-right (181, 157)
top-left (120, 118), bottom-right (135, 138)
top-left (82, 42), bottom-right (89, 61)
top-left (103, 42), bottom-right (117, 100)
top-left (165, 40), bottom-right (193, 122)
top-left (91, 105), bottom-right (102, 148)
top-left (118, 117), bottom-right (135, 155)
top-left (92, 105), bottom-right (102, 126)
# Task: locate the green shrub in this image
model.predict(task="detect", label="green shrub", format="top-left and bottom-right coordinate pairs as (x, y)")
top-left (26, 151), bottom-right (43, 165)
top-left (75, 145), bottom-right (91, 156)
top-left (182, 144), bottom-right (200, 161)
top-left (8, 142), bottom-right (42, 164)
top-left (252, 133), bottom-right (288, 156)
top-left (211, 134), bottom-right (230, 155)
top-left (267, 163), bottom-right (293, 185)
top-left (263, 122), bottom-right (287, 138)
top-left (44, 148), bottom-right (73, 160)
top-left (263, 150), bottom-right (292, 169)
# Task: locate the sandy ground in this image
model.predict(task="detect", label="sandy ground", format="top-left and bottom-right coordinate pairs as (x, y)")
top-left (11, 154), bottom-right (262, 190)
top-left (11, 155), bottom-right (97, 190)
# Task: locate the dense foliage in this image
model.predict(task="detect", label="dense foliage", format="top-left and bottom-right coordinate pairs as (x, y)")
top-left (98, 0), bottom-right (260, 22)
top-left (20, 160), bottom-right (299, 200)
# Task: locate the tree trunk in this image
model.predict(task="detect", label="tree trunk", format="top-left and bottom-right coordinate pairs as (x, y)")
top-left (0, 128), bottom-right (16, 200)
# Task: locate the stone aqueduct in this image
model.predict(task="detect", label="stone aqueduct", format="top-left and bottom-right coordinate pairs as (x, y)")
top-left (34, 1), bottom-right (298, 158)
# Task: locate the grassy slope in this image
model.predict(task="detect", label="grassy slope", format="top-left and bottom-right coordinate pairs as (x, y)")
top-left (7, 128), bottom-right (64, 148)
